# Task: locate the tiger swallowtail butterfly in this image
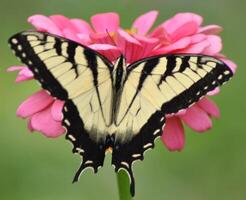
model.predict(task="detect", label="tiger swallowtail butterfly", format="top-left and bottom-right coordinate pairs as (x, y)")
top-left (9, 31), bottom-right (233, 196)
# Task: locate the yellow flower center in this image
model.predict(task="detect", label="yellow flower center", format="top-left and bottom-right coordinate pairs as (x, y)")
top-left (125, 27), bottom-right (138, 35)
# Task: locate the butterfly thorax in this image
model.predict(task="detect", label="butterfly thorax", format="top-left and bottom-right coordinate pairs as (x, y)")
top-left (113, 55), bottom-right (126, 93)
top-left (111, 55), bottom-right (127, 127)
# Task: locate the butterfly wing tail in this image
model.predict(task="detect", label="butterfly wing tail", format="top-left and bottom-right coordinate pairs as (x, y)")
top-left (63, 101), bottom-right (106, 181)
top-left (112, 111), bottom-right (165, 196)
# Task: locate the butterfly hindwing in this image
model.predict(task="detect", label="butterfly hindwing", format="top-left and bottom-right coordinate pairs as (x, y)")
top-left (9, 31), bottom-right (114, 175)
top-left (63, 100), bottom-right (107, 180)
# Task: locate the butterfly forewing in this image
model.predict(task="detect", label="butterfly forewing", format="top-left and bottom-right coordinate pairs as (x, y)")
top-left (116, 55), bottom-right (233, 127)
top-left (9, 31), bottom-right (114, 174)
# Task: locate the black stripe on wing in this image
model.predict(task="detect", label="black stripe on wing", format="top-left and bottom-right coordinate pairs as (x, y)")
top-left (157, 55), bottom-right (176, 85)
top-left (9, 32), bottom-right (68, 100)
top-left (162, 56), bottom-right (233, 114)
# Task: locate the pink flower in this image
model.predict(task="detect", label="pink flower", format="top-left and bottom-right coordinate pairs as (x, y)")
top-left (7, 66), bottom-right (33, 82)
top-left (9, 11), bottom-right (236, 151)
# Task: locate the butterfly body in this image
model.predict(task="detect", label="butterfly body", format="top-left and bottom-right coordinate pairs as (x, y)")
top-left (9, 31), bottom-right (233, 196)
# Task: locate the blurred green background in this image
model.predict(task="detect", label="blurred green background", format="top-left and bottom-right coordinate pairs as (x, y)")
top-left (0, 0), bottom-right (245, 199)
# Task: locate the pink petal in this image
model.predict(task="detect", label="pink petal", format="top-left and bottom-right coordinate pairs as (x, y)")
top-left (30, 106), bottom-right (65, 138)
top-left (62, 28), bottom-right (82, 44)
top-left (117, 29), bottom-right (141, 45)
top-left (190, 34), bottom-right (206, 44)
top-left (18, 67), bottom-right (33, 77)
top-left (91, 12), bottom-right (119, 33)
top-left (161, 117), bottom-right (185, 151)
top-left (207, 87), bottom-right (220, 96)
top-left (17, 90), bottom-right (54, 118)
top-left (203, 35), bottom-right (222, 55)
top-left (7, 66), bottom-right (26, 72)
top-left (17, 69), bottom-right (33, 82)
top-left (51, 100), bottom-right (65, 121)
top-left (174, 109), bottom-right (187, 117)
top-left (132, 10), bottom-right (158, 35)
top-left (28, 15), bottom-right (63, 36)
top-left (15, 75), bottom-right (32, 83)
top-left (89, 43), bottom-right (118, 50)
top-left (180, 39), bottom-right (210, 54)
top-left (197, 98), bottom-right (220, 118)
top-left (166, 109), bottom-right (187, 119)
top-left (70, 19), bottom-right (93, 34)
top-left (7, 66), bottom-right (34, 82)
top-left (150, 26), bottom-right (171, 43)
top-left (117, 29), bottom-right (159, 63)
top-left (77, 33), bottom-right (91, 45)
top-left (133, 35), bottom-right (159, 58)
top-left (221, 58), bottom-right (237, 73)
top-left (155, 36), bottom-right (191, 54)
top-left (163, 13), bottom-right (203, 41)
top-left (50, 15), bottom-right (77, 32)
top-left (198, 25), bottom-right (223, 35)
top-left (180, 105), bottom-right (212, 132)
top-left (89, 44), bottom-right (121, 61)
top-left (116, 29), bottom-right (142, 63)
top-left (90, 32), bottom-right (116, 45)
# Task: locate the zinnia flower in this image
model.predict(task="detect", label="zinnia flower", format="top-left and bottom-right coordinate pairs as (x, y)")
top-left (8, 11), bottom-right (236, 151)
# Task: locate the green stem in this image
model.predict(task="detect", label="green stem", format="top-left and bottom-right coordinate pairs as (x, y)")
top-left (117, 170), bottom-right (133, 200)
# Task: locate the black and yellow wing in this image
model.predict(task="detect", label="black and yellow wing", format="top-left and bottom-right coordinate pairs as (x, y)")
top-left (112, 55), bottom-right (233, 195)
top-left (9, 31), bottom-right (114, 177)
top-left (9, 31), bottom-right (233, 197)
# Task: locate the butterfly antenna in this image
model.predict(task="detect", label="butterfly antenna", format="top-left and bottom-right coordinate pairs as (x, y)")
top-left (105, 29), bottom-right (117, 47)
top-left (105, 29), bottom-right (123, 61)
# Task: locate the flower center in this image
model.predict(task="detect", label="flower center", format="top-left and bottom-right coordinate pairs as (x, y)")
top-left (125, 27), bottom-right (138, 35)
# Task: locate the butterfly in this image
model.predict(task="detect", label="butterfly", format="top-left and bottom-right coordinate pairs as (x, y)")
top-left (9, 31), bottom-right (233, 196)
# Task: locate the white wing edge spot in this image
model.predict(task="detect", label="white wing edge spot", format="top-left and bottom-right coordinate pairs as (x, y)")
top-left (11, 38), bottom-right (18, 44)
top-left (224, 70), bottom-right (231, 75)
top-left (64, 119), bottom-right (71, 126)
top-left (153, 129), bottom-right (160, 136)
top-left (143, 143), bottom-right (152, 149)
top-left (121, 161), bottom-right (130, 168)
top-left (132, 154), bottom-right (141, 158)
top-left (76, 147), bottom-right (84, 153)
top-left (68, 134), bottom-right (76, 141)
top-left (17, 45), bottom-right (22, 51)
top-left (85, 160), bottom-right (93, 165)
top-left (218, 75), bottom-right (223, 80)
